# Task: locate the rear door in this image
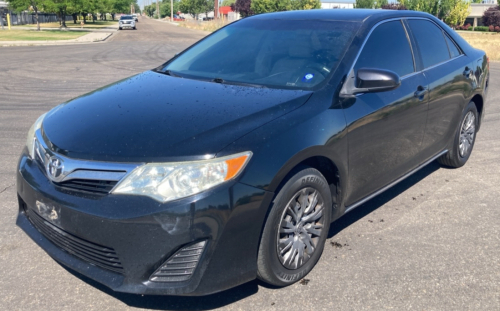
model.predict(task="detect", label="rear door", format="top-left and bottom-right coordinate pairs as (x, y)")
top-left (405, 19), bottom-right (474, 159)
top-left (343, 20), bottom-right (429, 206)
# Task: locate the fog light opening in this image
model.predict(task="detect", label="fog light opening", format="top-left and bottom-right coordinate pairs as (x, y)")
top-left (149, 240), bottom-right (207, 283)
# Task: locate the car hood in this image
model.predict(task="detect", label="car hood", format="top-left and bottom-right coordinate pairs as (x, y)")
top-left (42, 70), bottom-right (312, 162)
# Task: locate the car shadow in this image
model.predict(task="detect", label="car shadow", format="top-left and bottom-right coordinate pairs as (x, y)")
top-left (328, 161), bottom-right (441, 238)
top-left (60, 161), bottom-right (441, 310)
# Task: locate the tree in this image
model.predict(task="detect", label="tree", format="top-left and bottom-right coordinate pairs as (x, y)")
top-left (482, 5), bottom-right (500, 27)
top-left (443, 0), bottom-right (471, 27)
top-left (375, 0), bottom-right (388, 8)
top-left (231, 0), bottom-right (252, 17)
top-left (161, 0), bottom-right (179, 17)
top-left (9, 0), bottom-right (46, 30)
top-left (355, 0), bottom-right (374, 8)
top-left (293, 0), bottom-right (321, 10)
top-left (179, 0), bottom-right (212, 19)
top-left (221, 0), bottom-right (235, 6)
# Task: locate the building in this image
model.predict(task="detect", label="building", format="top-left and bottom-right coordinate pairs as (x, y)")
top-left (465, 2), bottom-right (499, 27)
top-left (321, 0), bottom-right (355, 9)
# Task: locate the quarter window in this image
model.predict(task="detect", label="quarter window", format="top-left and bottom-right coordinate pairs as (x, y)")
top-left (354, 20), bottom-right (414, 77)
top-left (444, 34), bottom-right (461, 58)
top-left (407, 20), bottom-right (451, 68)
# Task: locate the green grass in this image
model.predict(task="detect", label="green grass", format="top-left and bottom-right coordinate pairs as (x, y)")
top-left (15, 21), bottom-right (117, 29)
top-left (0, 30), bottom-right (88, 41)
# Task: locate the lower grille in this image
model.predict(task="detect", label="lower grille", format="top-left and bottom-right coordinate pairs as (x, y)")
top-left (55, 179), bottom-right (118, 194)
top-left (26, 208), bottom-right (124, 273)
top-left (150, 241), bottom-right (206, 282)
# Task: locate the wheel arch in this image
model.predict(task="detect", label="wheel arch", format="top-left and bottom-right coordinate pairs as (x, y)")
top-left (266, 147), bottom-right (347, 222)
top-left (470, 94), bottom-right (484, 131)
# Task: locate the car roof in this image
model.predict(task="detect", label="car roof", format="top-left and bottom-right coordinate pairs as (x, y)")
top-left (248, 9), bottom-right (433, 23)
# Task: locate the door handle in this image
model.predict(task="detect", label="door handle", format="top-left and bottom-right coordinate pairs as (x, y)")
top-left (414, 86), bottom-right (428, 100)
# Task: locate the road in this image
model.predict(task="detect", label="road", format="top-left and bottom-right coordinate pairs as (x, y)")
top-left (1, 17), bottom-right (499, 310)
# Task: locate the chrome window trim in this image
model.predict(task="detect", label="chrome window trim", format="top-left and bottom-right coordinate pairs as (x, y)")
top-left (34, 129), bottom-right (142, 183)
top-left (345, 16), bottom-right (465, 86)
top-left (346, 17), bottom-right (415, 81)
top-left (404, 17), bottom-right (465, 71)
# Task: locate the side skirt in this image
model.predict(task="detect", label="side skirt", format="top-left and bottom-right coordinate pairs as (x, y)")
top-left (344, 149), bottom-right (448, 214)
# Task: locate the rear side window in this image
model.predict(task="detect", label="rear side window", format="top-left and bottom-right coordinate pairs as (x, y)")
top-left (407, 20), bottom-right (450, 68)
top-left (444, 34), bottom-right (461, 58)
top-left (354, 20), bottom-right (414, 77)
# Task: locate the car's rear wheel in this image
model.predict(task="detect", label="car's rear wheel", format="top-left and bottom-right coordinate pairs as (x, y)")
top-left (257, 167), bottom-right (331, 286)
top-left (438, 101), bottom-right (478, 168)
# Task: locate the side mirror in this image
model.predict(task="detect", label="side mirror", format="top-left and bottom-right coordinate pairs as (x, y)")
top-left (356, 68), bottom-right (401, 93)
top-left (339, 67), bottom-right (401, 98)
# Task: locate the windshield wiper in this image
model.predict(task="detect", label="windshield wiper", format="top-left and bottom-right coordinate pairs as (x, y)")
top-left (211, 78), bottom-right (267, 88)
top-left (163, 70), bottom-right (181, 77)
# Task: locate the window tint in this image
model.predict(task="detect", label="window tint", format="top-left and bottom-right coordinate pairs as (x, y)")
top-left (444, 34), bottom-right (461, 58)
top-left (408, 20), bottom-right (450, 68)
top-left (354, 20), bottom-right (414, 77)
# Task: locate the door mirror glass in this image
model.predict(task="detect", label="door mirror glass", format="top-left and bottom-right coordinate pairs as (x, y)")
top-left (356, 68), bottom-right (401, 93)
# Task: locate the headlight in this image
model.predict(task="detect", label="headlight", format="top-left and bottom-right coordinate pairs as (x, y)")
top-left (26, 113), bottom-right (47, 159)
top-left (112, 151), bottom-right (252, 202)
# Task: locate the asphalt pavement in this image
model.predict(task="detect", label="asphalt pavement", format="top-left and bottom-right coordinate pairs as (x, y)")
top-left (1, 16), bottom-right (499, 310)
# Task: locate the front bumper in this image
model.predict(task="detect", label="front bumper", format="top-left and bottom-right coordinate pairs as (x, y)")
top-left (16, 151), bottom-right (273, 296)
top-left (119, 23), bottom-right (135, 28)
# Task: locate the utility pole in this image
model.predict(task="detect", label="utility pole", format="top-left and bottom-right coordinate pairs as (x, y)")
top-left (214, 0), bottom-right (218, 19)
top-left (156, 0), bottom-right (160, 19)
top-left (170, 0), bottom-right (173, 22)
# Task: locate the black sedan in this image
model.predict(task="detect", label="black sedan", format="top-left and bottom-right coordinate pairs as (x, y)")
top-left (16, 9), bottom-right (489, 296)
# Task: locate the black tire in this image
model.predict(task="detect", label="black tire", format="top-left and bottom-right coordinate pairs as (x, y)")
top-left (133, 26), bottom-right (137, 30)
top-left (257, 167), bottom-right (332, 286)
top-left (438, 101), bottom-right (478, 168)
top-left (118, 27), bottom-right (122, 30)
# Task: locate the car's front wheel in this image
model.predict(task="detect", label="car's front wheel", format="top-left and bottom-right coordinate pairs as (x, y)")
top-left (438, 101), bottom-right (478, 168)
top-left (257, 167), bottom-right (332, 286)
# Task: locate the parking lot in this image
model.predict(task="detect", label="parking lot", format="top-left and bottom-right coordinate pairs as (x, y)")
top-left (1, 17), bottom-right (499, 310)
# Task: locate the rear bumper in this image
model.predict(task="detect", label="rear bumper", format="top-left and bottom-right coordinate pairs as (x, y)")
top-left (16, 151), bottom-right (273, 296)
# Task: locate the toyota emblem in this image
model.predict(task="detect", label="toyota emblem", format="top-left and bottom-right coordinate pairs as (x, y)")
top-left (46, 156), bottom-right (64, 182)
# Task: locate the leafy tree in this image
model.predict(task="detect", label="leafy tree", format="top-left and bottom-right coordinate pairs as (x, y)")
top-left (375, 0), bottom-right (388, 8)
top-left (161, 0), bottom-right (180, 18)
top-left (231, 0), bottom-right (253, 17)
top-left (482, 5), bottom-right (500, 27)
top-left (8, 0), bottom-right (46, 30)
top-left (179, 0), bottom-right (212, 19)
top-left (355, 0), bottom-right (374, 8)
top-left (221, 0), bottom-right (235, 6)
top-left (293, 0), bottom-right (321, 10)
top-left (443, 0), bottom-right (471, 27)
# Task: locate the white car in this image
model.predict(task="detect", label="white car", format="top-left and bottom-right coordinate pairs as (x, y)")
top-left (132, 14), bottom-right (138, 22)
top-left (118, 15), bottom-right (136, 30)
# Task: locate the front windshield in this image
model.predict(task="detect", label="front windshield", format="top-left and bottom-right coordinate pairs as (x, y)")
top-left (120, 16), bottom-right (133, 20)
top-left (160, 18), bottom-right (360, 90)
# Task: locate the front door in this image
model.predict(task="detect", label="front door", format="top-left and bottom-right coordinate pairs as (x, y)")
top-left (343, 20), bottom-right (429, 206)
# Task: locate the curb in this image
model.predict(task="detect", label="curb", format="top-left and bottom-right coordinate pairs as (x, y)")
top-left (0, 32), bottom-right (114, 47)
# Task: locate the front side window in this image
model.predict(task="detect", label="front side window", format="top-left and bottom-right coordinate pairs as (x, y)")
top-left (354, 20), bottom-right (414, 77)
top-left (161, 19), bottom-right (360, 90)
top-left (407, 20), bottom-right (451, 69)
